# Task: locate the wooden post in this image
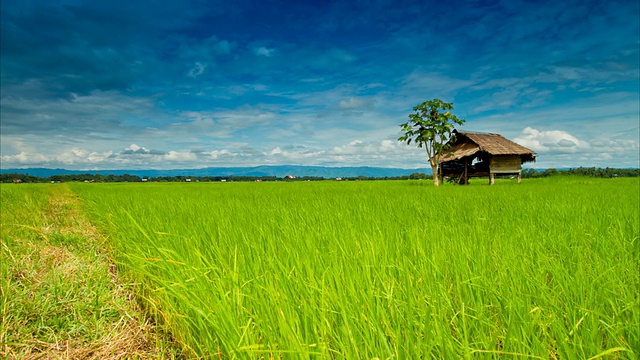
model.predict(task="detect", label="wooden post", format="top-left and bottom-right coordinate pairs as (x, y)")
top-left (489, 172), bottom-right (495, 185)
top-left (464, 159), bottom-right (468, 185)
top-left (517, 172), bottom-right (522, 184)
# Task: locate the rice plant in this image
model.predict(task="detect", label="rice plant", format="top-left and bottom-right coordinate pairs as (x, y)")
top-left (69, 177), bottom-right (639, 358)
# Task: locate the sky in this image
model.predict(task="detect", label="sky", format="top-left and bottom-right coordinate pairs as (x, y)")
top-left (1, 0), bottom-right (638, 170)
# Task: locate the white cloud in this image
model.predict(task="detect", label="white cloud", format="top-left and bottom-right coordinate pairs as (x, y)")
top-left (539, 65), bottom-right (640, 84)
top-left (514, 127), bottom-right (589, 153)
top-left (188, 62), bottom-right (206, 78)
top-left (57, 148), bottom-right (114, 164)
top-left (1, 89), bottom-right (156, 136)
top-left (165, 150), bottom-right (197, 161)
top-left (338, 96), bottom-right (374, 110)
top-left (265, 146), bottom-right (324, 161)
top-left (270, 147), bottom-right (283, 155)
top-left (190, 149), bottom-right (235, 160)
top-left (512, 126), bottom-right (639, 168)
top-left (254, 46), bottom-right (275, 57)
top-left (329, 140), bottom-right (365, 155)
top-left (326, 139), bottom-right (422, 167)
top-left (0, 148), bottom-right (115, 167)
top-left (122, 144), bottom-right (150, 154)
top-left (1, 151), bottom-right (50, 165)
top-left (163, 108), bottom-right (275, 140)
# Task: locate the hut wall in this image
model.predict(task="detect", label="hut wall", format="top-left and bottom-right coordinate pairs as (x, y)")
top-left (440, 160), bottom-right (465, 177)
top-left (489, 156), bottom-right (522, 173)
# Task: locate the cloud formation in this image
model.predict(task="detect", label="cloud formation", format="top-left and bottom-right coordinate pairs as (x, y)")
top-left (515, 127), bottom-right (590, 154)
top-left (1, 0), bottom-right (638, 170)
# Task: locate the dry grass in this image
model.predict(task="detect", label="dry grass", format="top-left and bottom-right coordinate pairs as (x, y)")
top-left (1, 184), bottom-right (182, 359)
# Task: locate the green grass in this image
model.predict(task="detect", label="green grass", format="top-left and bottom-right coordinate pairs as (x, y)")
top-left (1, 183), bottom-right (179, 358)
top-left (60, 177), bottom-right (640, 358)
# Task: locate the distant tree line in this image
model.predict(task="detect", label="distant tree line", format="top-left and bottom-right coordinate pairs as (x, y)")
top-left (0, 173), bottom-right (328, 183)
top-left (521, 167), bottom-right (638, 178)
top-left (1, 167), bottom-right (637, 183)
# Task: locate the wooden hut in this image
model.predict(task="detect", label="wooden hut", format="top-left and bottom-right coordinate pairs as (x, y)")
top-left (438, 130), bottom-right (536, 184)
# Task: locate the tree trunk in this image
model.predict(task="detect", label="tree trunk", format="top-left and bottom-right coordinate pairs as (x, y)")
top-left (428, 149), bottom-right (439, 186)
top-left (431, 163), bottom-right (439, 186)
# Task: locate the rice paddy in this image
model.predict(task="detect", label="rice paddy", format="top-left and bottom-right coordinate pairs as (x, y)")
top-left (0, 183), bottom-right (178, 358)
top-left (3, 177), bottom-right (638, 358)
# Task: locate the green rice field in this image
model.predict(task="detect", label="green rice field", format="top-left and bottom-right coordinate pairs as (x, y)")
top-left (4, 177), bottom-right (639, 358)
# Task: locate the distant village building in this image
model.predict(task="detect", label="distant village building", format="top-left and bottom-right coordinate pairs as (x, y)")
top-left (437, 130), bottom-right (536, 185)
top-left (141, 178), bottom-right (148, 182)
top-left (284, 175), bottom-right (296, 181)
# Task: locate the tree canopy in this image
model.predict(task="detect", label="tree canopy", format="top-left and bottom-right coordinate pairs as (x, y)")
top-left (399, 99), bottom-right (465, 186)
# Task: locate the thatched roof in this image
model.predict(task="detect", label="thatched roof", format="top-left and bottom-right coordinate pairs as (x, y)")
top-left (439, 130), bottom-right (536, 163)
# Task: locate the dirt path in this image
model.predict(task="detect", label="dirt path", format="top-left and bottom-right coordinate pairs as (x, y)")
top-left (1, 184), bottom-right (180, 359)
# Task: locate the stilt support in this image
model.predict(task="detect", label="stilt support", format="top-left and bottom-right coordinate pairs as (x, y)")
top-left (464, 159), bottom-right (469, 185)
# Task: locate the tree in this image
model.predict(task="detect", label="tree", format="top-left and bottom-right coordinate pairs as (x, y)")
top-left (398, 99), bottom-right (465, 186)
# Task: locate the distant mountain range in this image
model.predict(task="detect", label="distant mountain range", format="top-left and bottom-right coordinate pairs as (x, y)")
top-left (0, 165), bottom-right (432, 178)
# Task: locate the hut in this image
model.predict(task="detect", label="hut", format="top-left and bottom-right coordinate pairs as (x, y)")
top-left (437, 130), bottom-right (536, 185)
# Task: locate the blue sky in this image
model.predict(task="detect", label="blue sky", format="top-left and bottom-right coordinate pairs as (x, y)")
top-left (1, 0), bottom-right (638, 170)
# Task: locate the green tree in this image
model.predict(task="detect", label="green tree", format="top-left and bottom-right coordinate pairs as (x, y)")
top-left (409, 172), bottom-right (429, 180)
top-left (398, 99), bottom-right (465, 186)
